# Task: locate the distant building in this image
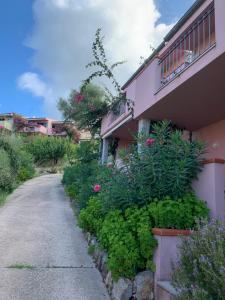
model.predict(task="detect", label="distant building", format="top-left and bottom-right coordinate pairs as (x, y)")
top-left (0, 113), bottom-right (91, 142)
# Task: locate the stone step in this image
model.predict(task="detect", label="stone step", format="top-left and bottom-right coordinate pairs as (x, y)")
top-left (156, 281), bottom-right (177, 300)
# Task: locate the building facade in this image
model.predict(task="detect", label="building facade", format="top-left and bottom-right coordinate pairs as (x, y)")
top-left (0, 113), bottom-right (91, 141)
top-left (100, 0), bottom-right (225, 219)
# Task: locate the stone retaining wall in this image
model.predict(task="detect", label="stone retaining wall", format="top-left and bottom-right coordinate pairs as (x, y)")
top-left (84, 232), bottom-right (154, 300)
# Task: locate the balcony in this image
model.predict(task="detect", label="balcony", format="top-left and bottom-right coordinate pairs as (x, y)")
top-left (21, 124), bottom-right (48, 135)
top-left (110, 102), bottom-right (126, 123)
top-left (159, 4), bottom-right (215, 88)
top-left (101, 100), bottom-right (136, 139)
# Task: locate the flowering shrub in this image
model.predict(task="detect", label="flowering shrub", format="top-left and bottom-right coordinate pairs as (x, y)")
top-left (93, 184), bottom-right (101, 192)
top-left (146, 138), bottom-right (155, 146)
top-left (172, 219), bottom-right (225, 300)
top-left (75, 94), bottom-right (85, 103)
top-left (63, 121), bottom-right (208, 281)
top-left (96, 121), bottom-right (205, 212)
top-left (58, 83), bottom-right (108, 137)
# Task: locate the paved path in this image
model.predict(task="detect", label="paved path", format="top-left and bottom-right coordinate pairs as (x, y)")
top-left (0, 175), bottom-right (109, 300)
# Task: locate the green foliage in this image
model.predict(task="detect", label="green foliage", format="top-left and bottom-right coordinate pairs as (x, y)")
top-left (63, 121), bottom-right (208, 280)
top-left (98, 121), bottom-right (205, 212)
top-left (79, 197), bottom-right (103, 235)
top-left (26, 135), bottom-right (70, 165)
top-left (74, 140), bottom-right (100, 164)
top-left (0, 191), bottom-right (9, 206)
top-left (58, 83), bottom-right (109, 136)
top-left (79, 199), bottom-right (157, 280)
top-left (148, 193), bottom-right (209, 229)
top-left (0, 133), bottom-right (21, 172)
top-left (0, 133), bottom-right (35, 194)
top-left (78, 193), bottom-right (208, 279)
top-left (0, 149), bottom-right (13, 191)
top-left (17, 150), bottom-right (35, 181)
top-left (62, 140), bottom-right (101, 208)
top-left (63, 161), bottom-right (99, 209)
top-left (172, 219), bottom-right (225, 300)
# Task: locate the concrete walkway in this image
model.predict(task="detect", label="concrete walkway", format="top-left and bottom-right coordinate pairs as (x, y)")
top-left (0, 175), bottom-right (109, 300)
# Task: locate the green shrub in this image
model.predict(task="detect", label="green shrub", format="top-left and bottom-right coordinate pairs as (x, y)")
top-left (0, 134), bottom-right (21, 173)
top-left (65, 185), bottom-right (77, 200)
top-left (74, 140), bottom-right (100, 163)
top-left (148, 193), bottom-right (209, 229)
top-left (78, 192), bottom-right (209, 280)
top-left (97, 121), bottom-right (205, 212)
top-left (0, 149), bottom-right (13, 191)
top-left (172, 219), bottom-right (225, 300)
top-left (17, 151), bottom-right (35, 181)
top-left (63, 161), bottom-right (100, 209)
top-left (0, 191), bottom-right (9, 206)
top-left (0, 133), bottom-right (35, 191)
top-left (26, 136), bottom-right (70, 165)
top-left (79, 200), bottom-right (157, 280)
top-left (79, 197), bottom-right (103, 235)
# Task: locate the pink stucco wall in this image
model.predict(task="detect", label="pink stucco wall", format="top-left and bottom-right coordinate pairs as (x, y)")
top-left (194, 118), bottom-right (225, 160)
top-left (117, 139), bottom-right (132, 150)
top-left (193, 161), bottom-right (225, 220)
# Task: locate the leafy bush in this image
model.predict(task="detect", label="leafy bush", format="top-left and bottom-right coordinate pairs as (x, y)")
top-left (79, 197), bottom-right (103, 235)
top-left (0, 133), bottom-right (35, 192)
top-left (74, 140), bottom-right (100, 164)
top-left (0, 134), bottom-right (21, 172)
top-left (26, 136), bottom-right (70, 165)
top-left (79, 199), bottom-right (157, 280)
top-left (63, 161), bottom-right (100, 209)
top-left (17, 150), bottom-right (35, 181)
top-left (79, 192), bottom-right (209, 280)
top-left (148, 193), bottom-right (209, 229)
top-left (62, 140), bottom-right (101, 208)
top-left (172, 219), bottom-right (225, 300)
top-left (0, 149), bottom-right (13, 191)
top-left (98, 121), bottom-right (205, 212)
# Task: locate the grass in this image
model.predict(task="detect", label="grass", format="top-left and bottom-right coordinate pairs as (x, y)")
top-left (0, 191), bottom-right (9, 206)
top-left (8, 264), bottom-right (34, 269)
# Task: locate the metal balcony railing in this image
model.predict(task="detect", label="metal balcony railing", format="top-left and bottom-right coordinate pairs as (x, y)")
top-left (160, 4), bottom-right (215, 87)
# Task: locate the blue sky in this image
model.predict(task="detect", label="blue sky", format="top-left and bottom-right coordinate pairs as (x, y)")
top-left (0, 0), bottom-right (195, 119)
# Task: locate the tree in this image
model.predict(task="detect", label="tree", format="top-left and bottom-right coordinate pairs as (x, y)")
top-left (58, 83), bottom-right (109, 137)
top-left (26, 136), bottom-right (70, 165)
top-left (58, 28), bottom-right (134, 137)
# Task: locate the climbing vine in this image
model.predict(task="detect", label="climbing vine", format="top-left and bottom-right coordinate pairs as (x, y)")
top-left (83, 28), bottom-right (134, 116)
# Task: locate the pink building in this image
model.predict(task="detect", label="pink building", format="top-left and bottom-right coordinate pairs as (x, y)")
top-left (100, 2), bottom-right (225, 297)
top-left (101, 0), bottom-right (225, 220)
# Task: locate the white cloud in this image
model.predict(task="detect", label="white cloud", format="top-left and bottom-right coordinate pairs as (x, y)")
top-left (18, 0), bottom-right (174, 118)
top-left (17, 72), bottom-right (48, 97)
top-left (17, 72), bottom-right (60, 118)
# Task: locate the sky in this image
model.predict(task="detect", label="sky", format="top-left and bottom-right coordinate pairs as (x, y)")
top-left (0, 0), bottom-right (195, 119)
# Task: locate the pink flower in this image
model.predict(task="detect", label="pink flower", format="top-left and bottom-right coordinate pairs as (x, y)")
top-left (146, 138), bottom-right (155, 146)
top-left (93, 184), bottom-right (101, 193)
top-left (75, 94), bottom-right (85, 103)
top-left (0, 125), bottom-right (4, 129)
